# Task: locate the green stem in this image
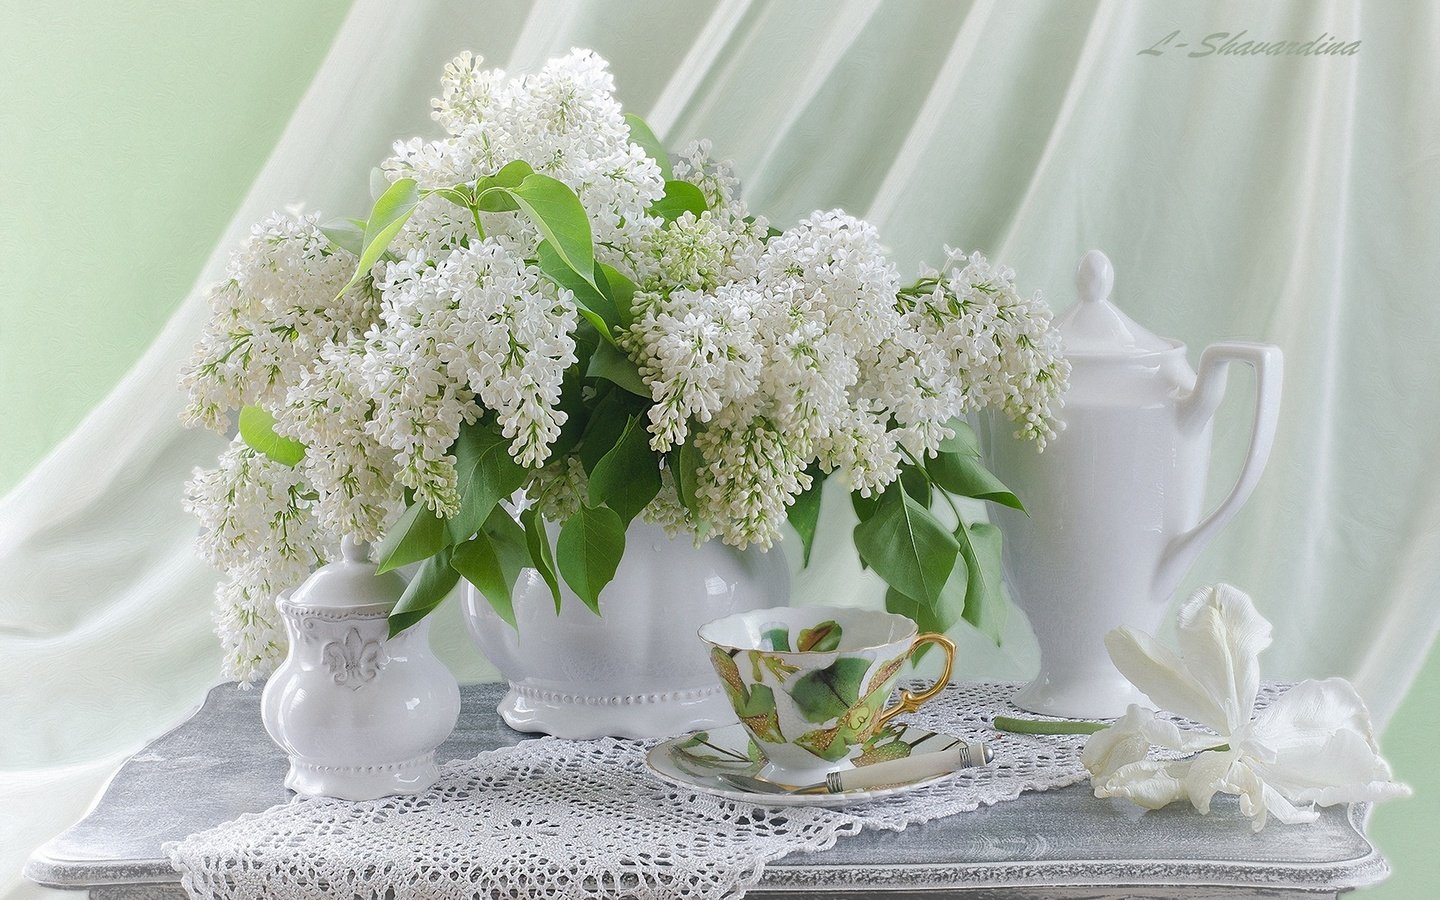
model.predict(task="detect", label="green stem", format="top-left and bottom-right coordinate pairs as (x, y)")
top-left (470, 206), bottom-right (487, 240)
top-left (993, 715), bottom-right (1107, 736)
top-left (993, 715), bottom-right (1233, 754)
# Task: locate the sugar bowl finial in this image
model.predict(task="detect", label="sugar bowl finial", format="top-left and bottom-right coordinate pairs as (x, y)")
top-left (340, 534), bottom-right (368, 562)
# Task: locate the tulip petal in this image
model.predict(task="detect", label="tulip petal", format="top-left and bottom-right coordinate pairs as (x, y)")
top-left (1082, 705), bottom-right (1155, 781)
top-left (1248, 677), bottom-right (1375, 751)
top-left (1139, 714), bottom-right (1227, 754)
top-left (1104, 626), bottom-right (1229, 730)
top-left (1182, 748), bottom-right (1238, 814)
top-left (1227, 761), bottom-right (1320, 832)
top-left (1096, 759), bottom-right (1190, 810)
top-left (1244, 680), bottom-right (1410, 806)
top-left (1173, 583), bottom-right (1272, 733)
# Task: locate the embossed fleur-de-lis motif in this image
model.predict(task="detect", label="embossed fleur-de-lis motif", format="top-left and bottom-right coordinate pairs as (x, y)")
top-left (321, 627), bottom-right (385, 689)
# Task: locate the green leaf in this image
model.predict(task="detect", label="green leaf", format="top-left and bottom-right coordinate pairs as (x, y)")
top-left (588, 416), bottom-right (662, 525)
top-left (711, 647), bottom-right (746, 705)
top-left (237, 405), bottom-right (305, 466)
top-left (587, 339), bottom-right (650, 397)
top-left (486, 159), bottom-right (534, 189)
top-left (597, 263), bottom-right (638, 328)
top-left (578, 388), bottom-right (634, 474)
top-left (375, 501), bottom-right (450, 574)
top-left (484, 506), bottom-right (530, 572)
top-left (885, 577), bottom-right (962, 636)
top-left (508, 173), bottom-right (597, 289)
top-left (938, 419), bottom-right (982, 457)
top-left (709, 649), bottom-right (785, 742)
top-left (474, 188), bottom-right (520, 212)
top-left (548, 360), bottom-right (591, 459)
top-left (929, 451), bottom-right (1024, 511)
top-left (556, 503), bottom-right (627, 614)
top-left (339, 177), bottom-right (421, 297)
top-left (470, 161), bottom-right (536, 211)
top-left (797, 620), bottom-right (842, 652)
top-left (851, 490), bottom-right (880, 523)
top-left (736, 681), bottom-right (779, 718)
top-left (735, 683), bottom-right (783, 741)
top-left (885, 587), bottom-right (930, 632)
top-left (787, 468), bottom-right (825, 566)
top-left (536, 241), bottom-right (619, 341)
top-left (450, 529), bottom-right (513, 627)
top-left (648, 180), bottom-right (708, 222)
top-left (885, 523), bottom-right (1005, 656)
top-left (883, 532), bottom-right (970, 662)
top-left (430, 186), bottom-right (474, 210)
top-left (762, 627), bottom-right (791, 652)
top-left (447, 421), bottom-right (527, 543)
top-left (853, 488), bottom-right (961, 606)
top-left (790, 657), bottom-right (870, 723)
top-left (956, 521), bottom-right (1007, 645)
top-left (669, 440), bottom-right (704, 519)
top-left (520, 507), bottom-right (562, 613)
top-left (451, 506), bottom-right (531, 628)
top-left (388, 547), bottom-right (461, 637)
top-left (319, 217), bottom-right (368, 257)
top-left (899, 464), bottom-right (932, 508)
top-left (624, 112), bottom-right (672, 180)
top-left (369, 167), bottom-right (389, 201)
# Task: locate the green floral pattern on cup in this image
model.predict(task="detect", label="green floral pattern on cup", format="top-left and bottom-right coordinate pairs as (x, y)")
top-left (708, 620), bottom-right (911, 763)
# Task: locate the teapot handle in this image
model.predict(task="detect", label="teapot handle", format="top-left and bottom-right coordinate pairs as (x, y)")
top-left (1155, 342), bottom-right (1284, 598)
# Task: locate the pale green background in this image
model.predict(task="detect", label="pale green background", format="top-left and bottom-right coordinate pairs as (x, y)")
top-left (0, 1), bottom-right (1433, 896)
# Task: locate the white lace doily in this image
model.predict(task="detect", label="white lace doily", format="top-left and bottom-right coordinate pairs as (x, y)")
top-left (163, 682), bottom-right (1115, 899)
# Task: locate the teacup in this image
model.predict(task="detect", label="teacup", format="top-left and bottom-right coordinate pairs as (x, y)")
top-left (699, 606), bottom-right (955, 780)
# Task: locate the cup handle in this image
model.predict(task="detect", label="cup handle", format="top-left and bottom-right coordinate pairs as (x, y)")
top-left (875, 633), bottom-right (956, 729)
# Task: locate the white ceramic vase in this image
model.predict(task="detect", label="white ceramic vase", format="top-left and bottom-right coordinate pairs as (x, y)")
top-left (981, 250), bottom-right (1282, 719)
top-left (462, 518), bottom-right (790, 739)
top-left (261, 537), bottom-right (461, 800)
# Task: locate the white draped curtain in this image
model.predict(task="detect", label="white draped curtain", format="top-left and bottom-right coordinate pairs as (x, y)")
top-left (5, 2), bottom-right (1437, 897)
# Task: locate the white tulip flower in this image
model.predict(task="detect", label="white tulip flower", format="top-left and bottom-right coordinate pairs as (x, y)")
top-left (1082, 583), bottom-right (1409, 831)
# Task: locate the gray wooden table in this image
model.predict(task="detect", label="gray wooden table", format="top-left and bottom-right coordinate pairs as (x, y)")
top-left (27, 683), bottom-right (1388, 899)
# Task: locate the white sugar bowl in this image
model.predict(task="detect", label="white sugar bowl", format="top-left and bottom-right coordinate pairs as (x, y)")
top-left (261, 536), bottom-right (460, 800)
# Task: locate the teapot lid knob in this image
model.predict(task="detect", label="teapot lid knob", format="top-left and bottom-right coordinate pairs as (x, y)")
top-left (1076, 249), bottom-right (1114, 305)
top-left (1055, 248), bottom-right (1173, 356)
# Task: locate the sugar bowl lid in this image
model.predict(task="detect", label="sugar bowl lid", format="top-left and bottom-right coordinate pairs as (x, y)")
top-left (285, 535), bottom-right (406, 611)
top-left (1055, 249), bottom-right (1172, 357)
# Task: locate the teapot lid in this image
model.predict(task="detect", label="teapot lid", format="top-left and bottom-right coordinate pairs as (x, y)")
top-left (286, 536), bottom-right (406, 610)
top-left (1056, 250), bottom-right (1172, 356)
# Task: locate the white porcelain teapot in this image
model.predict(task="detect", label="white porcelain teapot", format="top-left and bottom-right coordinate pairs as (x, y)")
top-left (980, 250), bottom-right (1282, 718)
top-left (261, 536), bottom-right (460, 800)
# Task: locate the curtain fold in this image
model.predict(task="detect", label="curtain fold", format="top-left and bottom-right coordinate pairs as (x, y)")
top-left (4, 2), bottom-right (1436, 896)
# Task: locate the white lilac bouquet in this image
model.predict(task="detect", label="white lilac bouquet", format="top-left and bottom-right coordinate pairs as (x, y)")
top-left (181, 50), bottom-right (1069, 683)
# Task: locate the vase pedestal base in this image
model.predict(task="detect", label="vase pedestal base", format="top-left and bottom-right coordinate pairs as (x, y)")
top-left (283, 751), bottom-right (440, 801)
top-left (1012, 669), bottom-right (1148, 720)
top-left (497, 682), bottom-right (738, 740)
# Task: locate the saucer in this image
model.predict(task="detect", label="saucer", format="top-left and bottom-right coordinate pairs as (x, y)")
top-left (645, 721), bottom-right (967, 807)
